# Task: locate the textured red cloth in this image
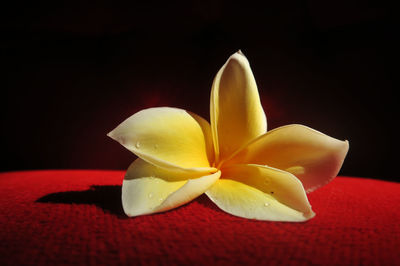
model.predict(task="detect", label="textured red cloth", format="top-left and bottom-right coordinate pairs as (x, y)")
top-left (0, 170), bottom-right (399, 265)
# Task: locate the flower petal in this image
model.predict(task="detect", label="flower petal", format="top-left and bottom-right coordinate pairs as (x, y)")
top-left (108, 107), bottom-right (216, 174)
top-left (206, 164), bottom-right (314, 222)
top-left (210, 51), bottom-right (267, 163)
top-left (228, 124), bottom-right (349, 192)
top-left (122, 159), bottom-right (221, 217)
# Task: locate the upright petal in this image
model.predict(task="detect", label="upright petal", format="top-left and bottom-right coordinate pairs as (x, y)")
top-left (228, 124), bottom-right (349, 192)
top-left (108, 107), bottom-right (216, 174)
top-left (206, 164), bottom-right (314, 222)
top-left (210, 51), bottom-right (267, 163)
top-left (122, 158), bottom-right (221, 217)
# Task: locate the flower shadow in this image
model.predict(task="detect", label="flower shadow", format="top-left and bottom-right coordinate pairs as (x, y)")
top-left (36, 185), bottom-right (126, 218)
top-left (195, 194), bottom-right (221, 212)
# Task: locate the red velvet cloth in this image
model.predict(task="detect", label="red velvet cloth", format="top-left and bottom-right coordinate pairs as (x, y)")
top-left (0, 170), bottom-right (399, 265)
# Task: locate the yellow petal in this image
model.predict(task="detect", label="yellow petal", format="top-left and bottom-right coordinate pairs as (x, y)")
top-left (122, 159), bottom-right (221, 217)
top-left (223, 164), bottom-right (313, 215)
top-left (210, 51), bottom-right (267, 164)
top-left (206, 175), bottom-right (313, 222)
top-left (228, 124), bottom-right (349, 192)
top-left (108, 107), bottom-right (216, 174)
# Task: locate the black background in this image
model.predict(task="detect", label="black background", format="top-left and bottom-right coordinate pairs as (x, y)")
top-left (1, 1), bottom-right (397, 181)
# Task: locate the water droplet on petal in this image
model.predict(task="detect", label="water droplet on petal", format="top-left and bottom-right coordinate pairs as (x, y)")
top-left (264, 202), bottom-right (270, 207)
top-left (135, 141), bottom-right (141, 148)
top-left (148, 193), bottom-right (153, 198)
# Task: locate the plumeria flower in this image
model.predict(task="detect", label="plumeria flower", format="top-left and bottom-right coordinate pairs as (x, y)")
top-left (108, 51), bottom-right (349, 222)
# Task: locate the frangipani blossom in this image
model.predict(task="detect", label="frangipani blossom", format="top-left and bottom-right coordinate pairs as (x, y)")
top-left (108, 51), bottom-right (349, 222)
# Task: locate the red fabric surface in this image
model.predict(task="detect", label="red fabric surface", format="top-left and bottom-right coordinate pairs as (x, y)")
top-left (0, 170), bottom-right (399, 265)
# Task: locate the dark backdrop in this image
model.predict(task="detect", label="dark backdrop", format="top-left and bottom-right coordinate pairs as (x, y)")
top-left (1, 1), bottom-right (397, 181)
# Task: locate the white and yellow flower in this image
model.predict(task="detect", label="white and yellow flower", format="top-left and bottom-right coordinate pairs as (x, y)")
top-left (108, 51), bottom-right (349, 222)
